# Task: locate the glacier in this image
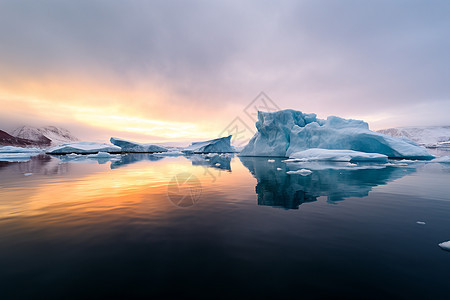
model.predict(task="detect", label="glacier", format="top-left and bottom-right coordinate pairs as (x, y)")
top-left (110, 137), bottom-right (168, 153)
top-left (46, 142), bottom-right (121, 154)
top-left (288, 149), bottom-right (388, 163)
top-left (182, 135), bottom-right (236, 154)
top-left (240, 110), bottom-right (434, 159)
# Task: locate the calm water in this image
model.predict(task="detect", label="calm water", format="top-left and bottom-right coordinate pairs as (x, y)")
top-left (1, 152), bottom-right (450, 299)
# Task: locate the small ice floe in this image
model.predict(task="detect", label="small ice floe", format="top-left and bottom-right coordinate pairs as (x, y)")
top-left (346, 163), bottom-right (357, 167)
top-left (438, 241), bottom-right (450, 252)
top-left (384, 162), bottom-right (409, 167)
top-left (24, 173), bottom-right (33, 176)
top-left (215, 163), bottom-right (221, 167)
top-left (416, 221), bottom-right (426, 225)
top-left (288, 149), bottom-right (388, 163)
top-left (276, 167), bottom-right (282, 171)
top-left (87, 152), bottom-right (113, 158)
top-left (286, 169), bottom-right (312, 176)
top-left (268, 159), bottom-right (275, 163)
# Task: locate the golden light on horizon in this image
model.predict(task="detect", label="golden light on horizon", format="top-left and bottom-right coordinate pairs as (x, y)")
top-left (0, 78), bottom-right (223, 143)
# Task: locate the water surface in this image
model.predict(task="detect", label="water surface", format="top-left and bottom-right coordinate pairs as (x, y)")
top-left (1, 153), bottom-right (450, 299)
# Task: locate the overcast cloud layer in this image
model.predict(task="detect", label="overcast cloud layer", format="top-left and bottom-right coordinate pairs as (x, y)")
top-left (0, 0), bottom-right (449, 142)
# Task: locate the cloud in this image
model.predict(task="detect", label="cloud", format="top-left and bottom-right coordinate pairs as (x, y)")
top-left (0, 0), bottom-right (449, 141)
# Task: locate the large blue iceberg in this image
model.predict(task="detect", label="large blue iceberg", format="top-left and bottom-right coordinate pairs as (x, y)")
top-left (240, 110), bottom-right (434, 159)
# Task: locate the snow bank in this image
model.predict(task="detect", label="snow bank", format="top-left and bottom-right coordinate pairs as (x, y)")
top-left (240, 110), bottom-right (434, 159)
top-left (110, 137), bottom-right (168, 153)
top-left (46, 142), bottom-right (121, 154)
top-left (288, 148), bottom-right (388, 163)
top-left (182, 135), bottom-right (235, 154)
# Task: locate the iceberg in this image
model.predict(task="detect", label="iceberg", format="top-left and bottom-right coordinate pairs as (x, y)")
top-left (0, 146), bottom-right (43, 153)
top-left (288, 148), bottom-right (388, 163)
top-left (240, 110), bottom-right (434, 160)
top-left (0, 146), bottom-right (43, 162)
top-left (182, 135), bottom-right (235, 154)
top-left (46, 142), bottom-right (121, 154)
top-left (110, 137), bottom-right (168, 153)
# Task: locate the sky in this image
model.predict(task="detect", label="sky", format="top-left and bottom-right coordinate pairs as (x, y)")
top-left (0, 0), bottom-right (449, 145)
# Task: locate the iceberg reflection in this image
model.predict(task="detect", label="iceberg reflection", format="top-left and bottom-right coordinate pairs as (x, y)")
top-left (239, 157), bottom-right (417, 209)
top-left (185, 154), bottom-right (232, 172)
top-left (110, 153), bottom-right (164, 169)
top-left (0, 154), bottom-right (69, 178)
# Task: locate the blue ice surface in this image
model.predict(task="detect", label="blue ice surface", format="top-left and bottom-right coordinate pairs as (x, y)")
top-left (110, 137), bottom-right (168, 153)
top-left (182, 135), bottom-right (236, 154)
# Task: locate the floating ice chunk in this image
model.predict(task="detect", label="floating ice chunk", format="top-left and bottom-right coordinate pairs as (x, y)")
top-left (0, 146), bottom-right (43, 153)
top-left (46, 142), bottom-right (121, 154)
top-left (283, 160), bottom-right (388, 171)
top-left (416, 221), bottom-right (426, 225)
top-left (277, 167), bottom-right (282, 171)
top-left (240, 110), bottom-right (434, 160)
top-left (155, 151), bottom-right (184, 156)
top-left (87, 152), bottom-right (115, 158)
top-left (286, 169), bottom-right (312, 176)
top-left (438, 241), bottom-right (450, 251)
top-left (384, 162), bottom-right (406, 167)
top-left (24, 173), bottom-right (33, 176)
top-left (110, 137), bottom-right (168, 153)
top-left (182, 135), bottom-right (236, 154)
top-left (431, 156), bottom-right (450, 163)
top-left (268, 159), bottom-right (275, 163)
top-left (288, 149), bottom-right (388, 163)
top-left (215, 163), bottom-right (221, 167)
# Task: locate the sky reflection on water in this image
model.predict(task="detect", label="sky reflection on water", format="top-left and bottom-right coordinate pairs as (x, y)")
top-left (1, 153), bottom-right (450, 298)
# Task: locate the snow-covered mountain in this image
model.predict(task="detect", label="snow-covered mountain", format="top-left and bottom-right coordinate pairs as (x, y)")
top-left (0, 130), bottom-right (49, 147)
top-left (12, 126), bottom-right (79, 146)
top-left (377, 126), bottom-right (450, 148)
